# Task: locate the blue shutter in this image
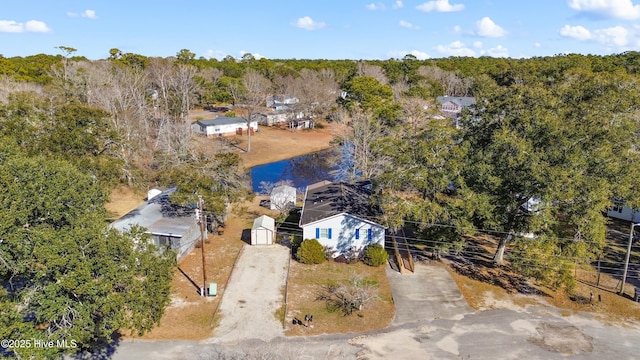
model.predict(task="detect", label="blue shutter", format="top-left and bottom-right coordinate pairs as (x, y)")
top-left (315, 228), bottom-right (320, 239)
top-left (328, 228), bottom-right (332, 239)
top-left (355, 229), bottom-right (360, 240)
top-left (368, 229), bottom-right (372, 240)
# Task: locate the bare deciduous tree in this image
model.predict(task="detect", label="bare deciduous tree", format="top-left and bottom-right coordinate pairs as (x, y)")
top-left (339, 112), bottom-right (388, 181)
top-left (418, 65), bottom-right (472, 96)
top-left (290, 69), bottom-right (339, 120)
top-left (235, 69), bottom-right (271, 153)
top-left (0, 76), bottom-right (42, 103)
top-left (398, 96), bottom-right (436, 130)
top-left (358, 63), bottom-right (388, 85)
top-left (317, 273), bottom-right (379, 315)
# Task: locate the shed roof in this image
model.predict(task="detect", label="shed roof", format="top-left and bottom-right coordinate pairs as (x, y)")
top-left (252, 215), bottom-right (275, 231)
top-left (299, 180), bottom-right (380, 226)
top-left (110, 187), bottom-right (196, 237)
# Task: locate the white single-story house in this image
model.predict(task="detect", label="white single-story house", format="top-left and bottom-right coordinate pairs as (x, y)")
top-left (299, 180), bottom-right (385, 256)
top-left (192, 116), bottom-right (258, 137)
top-left (256, 111), bottom-right (304, 126)
top-left (270, 185), bottom-right (297, 211)
top-left (251, 215), bottom-right (275, 245)
top-left (266, 95), bottom-right (299, 110)
top-left (110, 187), bottom-right (204, 261)
top-left (607, 200), bottom-right (640, 222)
top-left (436, 96), bottom-right (476, 128)
top-left (436, 96), bottom-right (476, 114)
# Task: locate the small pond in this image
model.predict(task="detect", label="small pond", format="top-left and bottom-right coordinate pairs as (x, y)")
top-left (249, 145), bottom-right (352, 193)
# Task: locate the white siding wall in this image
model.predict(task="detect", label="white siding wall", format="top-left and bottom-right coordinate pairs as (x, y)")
top-left (301, 214), bottom-right (384, 256)
top-left (204, 120), bottom-right (258, 136)
top-left (607, 205), bottom-right (640, 222)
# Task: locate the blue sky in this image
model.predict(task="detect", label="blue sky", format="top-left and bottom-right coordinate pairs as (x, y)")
top-left (2, 0), bottom-right (640, 60)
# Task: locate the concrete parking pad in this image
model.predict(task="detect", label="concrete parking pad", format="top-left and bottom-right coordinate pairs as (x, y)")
top-left (386, 264), bottom-right (473, 325)
top-left (207, 244), bottom-right (290, 344)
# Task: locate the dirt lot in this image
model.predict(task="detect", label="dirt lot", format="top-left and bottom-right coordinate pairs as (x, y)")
top-left (284, 260), bottom-right (394, 336)
top-left (190, 108), bottom-right (347, 168)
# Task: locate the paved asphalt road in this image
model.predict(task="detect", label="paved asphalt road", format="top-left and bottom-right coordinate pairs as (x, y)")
top-left (107, 263), bottom-right (640, 360)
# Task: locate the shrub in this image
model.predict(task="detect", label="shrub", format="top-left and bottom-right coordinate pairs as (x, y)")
top-left (296, 238), bottom-right (326, 264)
top-left (290, 236), bottom-right (303, 254)
top-left (362, 244), bottom-right (388, 267)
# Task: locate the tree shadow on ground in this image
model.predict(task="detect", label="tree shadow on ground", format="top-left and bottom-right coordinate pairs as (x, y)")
top-left (446, 237), bottom-right (551, 297)
top-left (71, 332), bottom-right (121, 359)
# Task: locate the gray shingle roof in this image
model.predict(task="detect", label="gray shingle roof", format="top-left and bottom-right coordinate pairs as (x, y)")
top-left (110, 187), bottom-right (196, 237)
top-left (196, 116), bottom-right (246, 127)
top-left (299, 180), bottom-right (380, 226)
top-left (436, 96), bottom-right (476, 108)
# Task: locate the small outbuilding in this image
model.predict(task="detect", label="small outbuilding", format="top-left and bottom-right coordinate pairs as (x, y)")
top-left (251, 215), bottom-right (275, 245)
top-left (270, 185), bottom-right (297, 211)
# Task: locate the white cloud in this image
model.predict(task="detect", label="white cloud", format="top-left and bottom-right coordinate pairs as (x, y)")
top-left (568, 0), bottom-right (640, 20)
top-left (367, 1), bottom-right (403, 10)
top-left (560, 24), bottom-right (592, 40)
top-left (399, 20), bottom-right (420, 29)
top-left (204, 49), bottom-right (227, 60)
top-left (68, 10), bottom-right (97, 19)
top-left (593, 25), bottom-right (629, 46)
top-left (534, 42), bottom-right (541, 47)
top-left (366, 3), bottom-right (381, 10)
top-left (82, 10), bottom-right (97, 19)
top-left (473, 40), bottom-right (483, 48)
top-left (0, 20), bottom-right (24, 33)
top-left (487, 45), bottom-right (509, 57)
top-left (0, 19), bottom-right (51, 33)
top-left (239, 50), bottom-right (265, 60)
top-left (560, 24), bottom-right (631, 47)
top-left (25, 20), bottom-right (51, 32)
top-left (476, 17), bottom-right (507, 37)
top-left (435, 41), bottom-right (476, 56)
top-left (417, 0), bottom-right (465, 12)
top-left (453, 25), bottom-right (462, 33)
top-left (294, 16), bottom-right (326, 30)
top-left (387, 49), bottom-right (430, 59)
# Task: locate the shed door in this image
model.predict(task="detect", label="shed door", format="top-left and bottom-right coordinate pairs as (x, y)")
top-left (257, 229), bottom-right (268, 245)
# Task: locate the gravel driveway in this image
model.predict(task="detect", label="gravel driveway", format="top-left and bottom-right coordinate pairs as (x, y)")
top-left (206, 244), bottom-right (290, 344)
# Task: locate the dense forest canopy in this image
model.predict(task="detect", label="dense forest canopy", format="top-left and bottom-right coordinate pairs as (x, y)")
top-left (2, 49), bottom-right (640, 357)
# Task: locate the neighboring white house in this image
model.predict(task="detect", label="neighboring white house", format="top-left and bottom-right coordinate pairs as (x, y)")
top-left (607, 200), bottom-right (640, 222)
top-left (436, 96), bottom-right (476, 128)
top-left (256, 111), bottom-right (305, 126)
top-left (270, 185), bottom-right (296, 211)
top-left (110, 187), bottom-right (204, 261)
top-left (251, 215), bottom-right (275, 245)
top-left (436, 96), bottom-right (476, 114)
top-left (266, 95), bottom-right (299, 111)
top-left (192, 116), bottom-right (258, 137)
top-left (299, 180), bottom-right (385, 256)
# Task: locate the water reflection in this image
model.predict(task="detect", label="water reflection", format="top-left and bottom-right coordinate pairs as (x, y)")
top-left (250, 147), bottom-right (345, 193)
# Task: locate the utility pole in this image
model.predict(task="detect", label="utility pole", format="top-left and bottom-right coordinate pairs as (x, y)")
top-left (198, 195), bottom-right (207, 297)
top-left (620, 222), bottom-right (639, 296)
